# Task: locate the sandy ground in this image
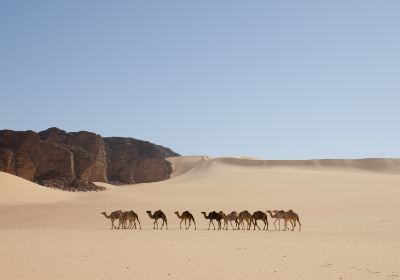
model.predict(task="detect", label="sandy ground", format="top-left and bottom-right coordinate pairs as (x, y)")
top-left (1, 156), bottom-right (400, 280)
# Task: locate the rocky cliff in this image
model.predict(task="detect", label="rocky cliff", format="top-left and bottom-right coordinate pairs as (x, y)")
top-left (0, 128), bottom-right (179, 191)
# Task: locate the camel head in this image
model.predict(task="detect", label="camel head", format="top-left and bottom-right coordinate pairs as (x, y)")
top-left (100, 211), bottom-right (106, 215)
top-left (174, 211), bottom-right (179, 215)
top-left (146, 210), bottom-right (152, 214)
top-left (201, 211), bottom-right (206, 215)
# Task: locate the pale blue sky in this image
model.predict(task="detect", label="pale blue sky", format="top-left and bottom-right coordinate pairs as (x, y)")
top-left (1, 1), bottom-right (399, 159)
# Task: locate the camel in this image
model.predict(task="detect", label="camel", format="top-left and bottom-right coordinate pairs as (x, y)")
top-left (101, 210), bottom-right (123, 229)
top-left (175, 211), bottom-right (196, 230)
top-left (252, 211), bottom-right (269, 230)
top-left (225, 211), bottom-right (239, 230)
top-left (218, 211), bottom-right (228, 230)
top-left (283, 210), bottom-right (301, 231)
top-left (237, 210), bottom-right (253, 230)
top-left (146, 210), bottom-right (168, 230)
top-left (121, 210), bottom-right (142, 229)
top-left (267, 210), bottom-right (293, 231)
top-left (201, 211), bottom-right (222, 230)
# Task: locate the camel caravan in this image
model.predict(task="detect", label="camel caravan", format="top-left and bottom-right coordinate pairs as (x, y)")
top-left (101, 209), bottom-right (301, 231)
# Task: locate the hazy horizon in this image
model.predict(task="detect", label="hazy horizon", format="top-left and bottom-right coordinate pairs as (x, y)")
top-left (1, 1), bottom-right (400, 159)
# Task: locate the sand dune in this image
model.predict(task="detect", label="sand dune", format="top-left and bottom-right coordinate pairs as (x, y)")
top-left (169, 156), bottom-right (400, 175)
top-left (0, 172), bottom-right (74, 205)
top-left (1, 156), bottom-right (400, 279)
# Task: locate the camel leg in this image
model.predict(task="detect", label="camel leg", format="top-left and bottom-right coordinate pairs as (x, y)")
top-left (185, 219), bottom-right (188, 229)
top-left (165, 219), bottom-right (168, 230)
top-left (137, 218), bottom-right (142, 230)
top-left (192, 218), bottom-right (197, 230)
top-left (160, 219), bottom-right (165, 230)
top-left (211, 220), bottom-right (216, 230)
top-left (186, 219), bottom-right (190, 229)
top-left (297, 217), bottom-right (301, 231)
top-left (288, 220), bottom-right (296, 229)
top-left (264, 219), bottom-right (268, 230)
top-left (179, 219), bottom-right (183, 230)
top-left (273, 219), bottom-right (277, 230)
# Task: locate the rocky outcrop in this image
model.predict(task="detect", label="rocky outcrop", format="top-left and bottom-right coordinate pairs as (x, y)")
top-left (39, 128), bottom-right (108, 182)
top-left (104, 137), bottom-right (178, 184)
top-left (0, 128), bottom-right (179, 191)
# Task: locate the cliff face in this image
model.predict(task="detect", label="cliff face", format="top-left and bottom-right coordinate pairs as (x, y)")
top-left (104, 137), bottom-right (175, 184)
top-left (0, 128), bottom-right (179, 191)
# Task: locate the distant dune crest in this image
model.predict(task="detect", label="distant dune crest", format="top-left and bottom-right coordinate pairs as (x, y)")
top-left (167, 156), bottom-right (400, 177)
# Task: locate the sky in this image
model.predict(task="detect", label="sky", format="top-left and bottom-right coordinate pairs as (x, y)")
top-left (1, 1), bottom-right (400, 159)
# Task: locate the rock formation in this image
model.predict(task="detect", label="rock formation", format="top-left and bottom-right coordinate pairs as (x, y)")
top-left (104, 137), bottom-right (175, 184)
top-left (0, 128), bottom-right (179, 191)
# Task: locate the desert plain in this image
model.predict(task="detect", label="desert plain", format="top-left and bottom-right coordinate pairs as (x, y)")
top-left (1, 156), bottom-right (400, 280)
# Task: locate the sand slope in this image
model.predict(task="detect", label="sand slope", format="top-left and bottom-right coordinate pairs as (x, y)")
top-left (0, 172), bottom-right (74, 205)
top-left (1, 156), bottom-right (400, 279)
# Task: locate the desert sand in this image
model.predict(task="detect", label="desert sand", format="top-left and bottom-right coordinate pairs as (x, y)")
top-left (1, 156), bottom-right (400, 279)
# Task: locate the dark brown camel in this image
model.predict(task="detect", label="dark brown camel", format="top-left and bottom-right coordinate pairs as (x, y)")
top-left (201, 211), bottom-right (222, 230)
top-left (101, 210), bottom-right (123, 229)
top-left (146, 210), bottom-right (168, 230)
top-left (252, 211), bottom-right (269, 230)
top-left (175, 211), bottom-right (196, 230)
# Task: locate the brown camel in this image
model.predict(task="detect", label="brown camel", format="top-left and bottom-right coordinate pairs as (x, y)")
top-left (101, 210), bottom-right (123, 229)
top-left (252, 211), bottom-right (269, 230)
top-left (218, 211), bottom-right (228, 230)
top-left (237, 210), bottom-right (253, 230)
top-left (225, 211), bottom-right (239, 230)
top-left (121, 210), bottom-right (142, 229)
top-left (283, 210), bottom-right (301, 231)
top-left (175, 211), bottom-right (196, 230)
top-left (146, 210), bottom-right (168, 230)
top-left (267, 210), bottom-right (293, 231)
top-left (201, 211), bottom-right (222, 230)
